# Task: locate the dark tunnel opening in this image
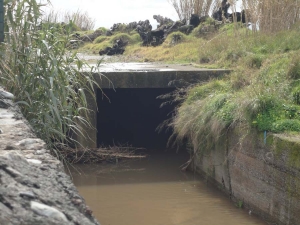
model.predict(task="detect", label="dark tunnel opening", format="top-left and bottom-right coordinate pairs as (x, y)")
top-left (97, 88), bottom-right (177, 149)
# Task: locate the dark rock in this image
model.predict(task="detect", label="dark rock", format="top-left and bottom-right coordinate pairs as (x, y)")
top-left (212, 0), bottom-right (231, 21)
top-left (4, 166), bottom-right (22, 178)
top-left (19, 191), bottom-right (36, 199)
top-left (135, 19), bottom-right (155, 46)
top-left (0, 99), bottom-right (11, 109)
top-left (110, 23), bottom-right (124, 32)
top-left (189, 14), bottom-right (200, 27)
top-left (150, 28), bottom-right (165, 46)
top-left (153, 15), bottom-right (173, 28)
top-left (4, 145), bottom-right (17, 150)
top-left (125, 22), bottom-right (138, 32)
top-left (99, 38), bottom-right (128, 56)
top-left (178, 25), bottom-right (194, 34)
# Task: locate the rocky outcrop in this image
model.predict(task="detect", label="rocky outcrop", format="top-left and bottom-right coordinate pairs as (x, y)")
top-left (153, 15), bottom-right (173, 28)
top-left (0, 88), bottom-right (100, 225)
top-left (136, 14), bottom-right (209, 47)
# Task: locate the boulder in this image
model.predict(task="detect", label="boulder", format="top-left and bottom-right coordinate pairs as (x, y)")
top-left (99, 38), bottom-right (128, 56)
top-left (189, 14), bottom-right (200, 27)
top-left (178, 25), bottom-right (194, 34)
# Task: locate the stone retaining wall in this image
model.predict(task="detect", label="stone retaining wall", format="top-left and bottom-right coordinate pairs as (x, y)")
top-left (192, 128), bottom-right (300, 225)
top-left (0, 93), bottom-right (100, 224)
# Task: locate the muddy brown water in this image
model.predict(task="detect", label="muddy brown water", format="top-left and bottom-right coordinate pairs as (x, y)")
top-left (70, 149), bottom-right (267, 225)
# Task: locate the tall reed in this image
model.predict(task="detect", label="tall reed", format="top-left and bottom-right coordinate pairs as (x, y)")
top-left (169, 0), bottom-right (217, 21)
top-left (239, 0), bottom-right (300, 32)
top-left (0, 0), bottom-right (100, 154)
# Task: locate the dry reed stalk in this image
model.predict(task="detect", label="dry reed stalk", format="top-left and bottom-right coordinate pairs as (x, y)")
top-left (60, 146), bottom-right (147, 164)
top-left (169, 0), bottom-right (216, 21)
top-left (43, 9), bottom-right (95, 31)
top-left (242, 0), bottom-right (300, 32)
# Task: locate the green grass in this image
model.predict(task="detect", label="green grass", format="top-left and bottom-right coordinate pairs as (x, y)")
top-left (81, 32), bottom-right (142, 54)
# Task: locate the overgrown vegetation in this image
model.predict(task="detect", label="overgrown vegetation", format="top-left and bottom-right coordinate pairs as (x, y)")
top-left (1, 0), bottom-right (300, 162)
top-left (0, 0), bottom-right (100, 155)
top-left (168, 27), bottom-right (300, 154)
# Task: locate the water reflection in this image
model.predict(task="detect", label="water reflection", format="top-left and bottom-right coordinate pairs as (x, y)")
top-left (70, 150), bottom-right (267, 225)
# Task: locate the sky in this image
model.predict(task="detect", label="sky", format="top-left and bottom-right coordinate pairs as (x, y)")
top-left (44, 0), bottom-right (179, 29)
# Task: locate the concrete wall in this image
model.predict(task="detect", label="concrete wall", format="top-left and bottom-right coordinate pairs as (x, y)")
top-left (78, 69), bottom-right (231, 149)
top-left (192, 128), bottom-right (300, 225)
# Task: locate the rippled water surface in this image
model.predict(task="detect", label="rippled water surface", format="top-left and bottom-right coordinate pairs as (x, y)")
top-left (70, 150), bottom-right (267, 225)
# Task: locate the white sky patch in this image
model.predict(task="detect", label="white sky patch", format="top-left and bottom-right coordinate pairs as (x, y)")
top-left (43, 0), bottom-right (179, 29)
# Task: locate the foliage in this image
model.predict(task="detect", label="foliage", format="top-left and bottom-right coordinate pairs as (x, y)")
top-left (0, 0), bottom-right (100, 153)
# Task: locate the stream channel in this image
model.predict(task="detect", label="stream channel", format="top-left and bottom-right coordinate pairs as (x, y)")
top-left (70, 149), bottom-right (268, 225)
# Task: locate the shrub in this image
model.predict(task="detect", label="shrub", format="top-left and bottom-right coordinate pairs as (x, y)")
top-left (110, 33), bottom-right (132, 43)
top-left (163, 31), bottom-right (188, 47)
top-left (93, 36), bottom-right (108, 44)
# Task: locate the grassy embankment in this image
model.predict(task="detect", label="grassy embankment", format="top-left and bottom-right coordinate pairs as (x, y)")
top-left (166, 25), bottom-right (300, 154)
top-left (79, 21), bottom-right (300, 155)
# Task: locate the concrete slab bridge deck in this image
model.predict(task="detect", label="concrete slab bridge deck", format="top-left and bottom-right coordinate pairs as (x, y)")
top-left (78, 63), bottom-right (231, 148)
top-left (86, 62), bottom-right (231, 88)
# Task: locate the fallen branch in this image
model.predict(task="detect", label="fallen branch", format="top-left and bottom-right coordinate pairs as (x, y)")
top-left (59, 145), bottom-right (147, 164)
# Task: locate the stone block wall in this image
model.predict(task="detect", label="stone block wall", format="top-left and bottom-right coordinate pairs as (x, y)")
top-left (0, 91), bottom-right (100, 225)
top-left (192, 128), bottom-right (300, 225)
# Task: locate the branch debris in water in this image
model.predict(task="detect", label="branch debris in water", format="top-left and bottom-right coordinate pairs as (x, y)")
top-left (59, 146), bottom-right (147, 164)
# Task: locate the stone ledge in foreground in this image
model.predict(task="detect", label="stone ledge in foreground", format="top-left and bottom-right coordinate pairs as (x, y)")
top-left (0, 97), bottom-right (100, 225)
